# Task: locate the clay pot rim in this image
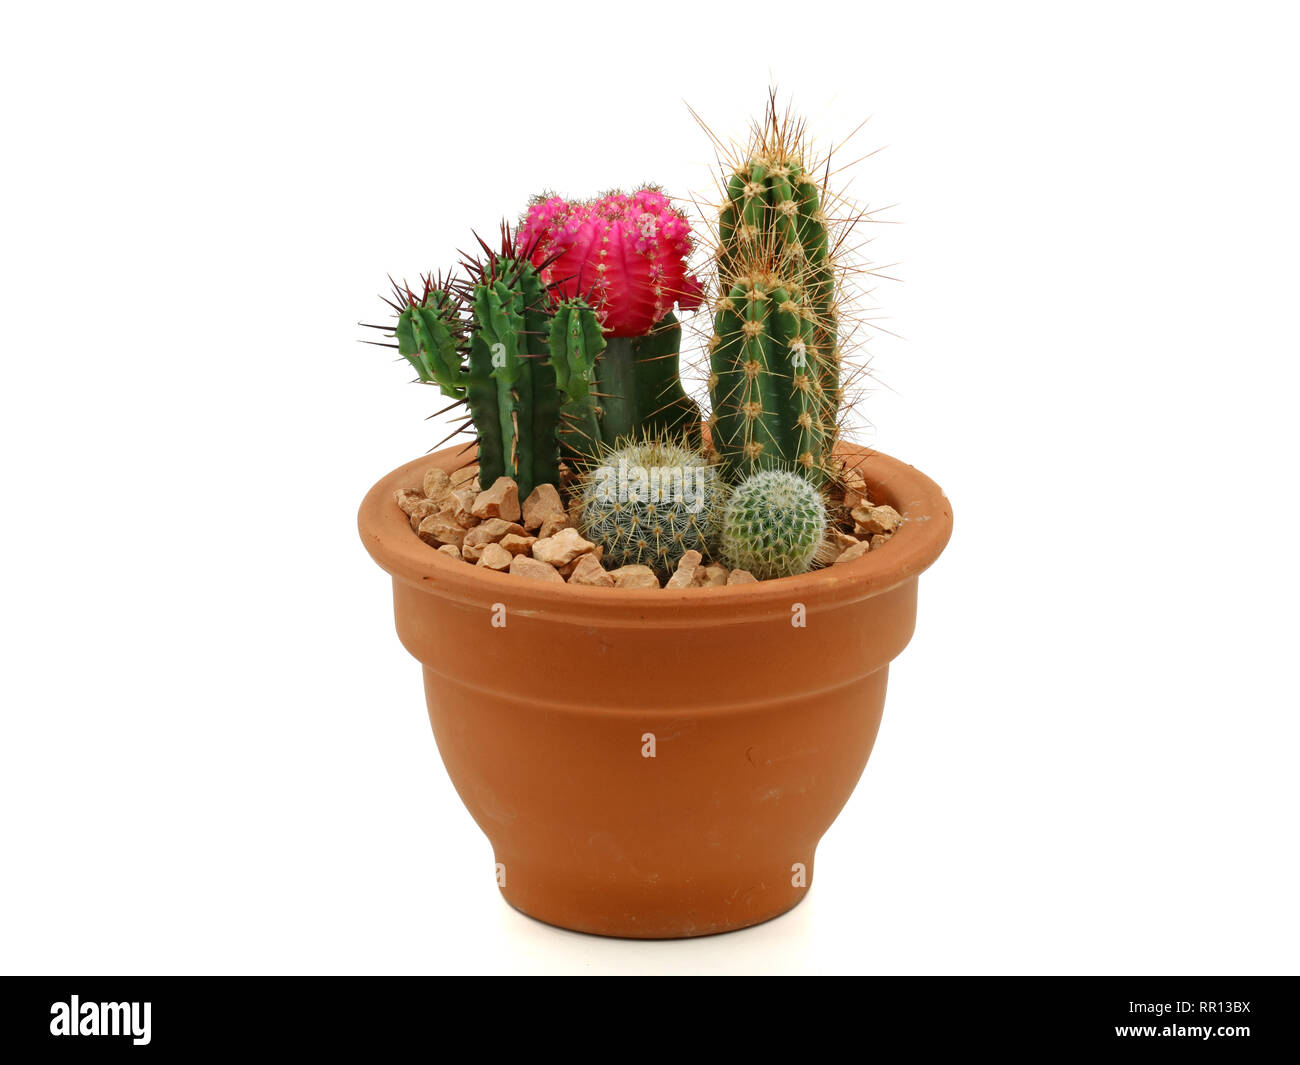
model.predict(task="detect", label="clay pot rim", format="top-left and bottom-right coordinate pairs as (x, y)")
top-left (358, 442), bottom-right (952, 625)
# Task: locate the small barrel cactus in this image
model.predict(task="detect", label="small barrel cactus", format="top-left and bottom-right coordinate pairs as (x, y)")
top-left (720, 469), bottom-right (827, 580)
top-left (579, 440), bottom-right (727, 578)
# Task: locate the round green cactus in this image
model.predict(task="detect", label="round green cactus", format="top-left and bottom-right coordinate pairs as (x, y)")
top-left (720, 469), bottom-right (827, 580)
top-left (579, 440), bottom-right (728, 578)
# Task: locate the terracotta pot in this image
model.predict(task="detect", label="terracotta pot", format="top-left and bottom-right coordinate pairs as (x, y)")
top-left (358, 443), bottom-right (951, 938)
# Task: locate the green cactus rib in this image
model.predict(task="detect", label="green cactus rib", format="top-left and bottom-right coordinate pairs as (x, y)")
top-left (466, 260), bottom-right (559, 499)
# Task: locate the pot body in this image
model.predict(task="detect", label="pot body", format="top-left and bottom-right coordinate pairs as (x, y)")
top-left (360, 444), bottom-right (951, 937)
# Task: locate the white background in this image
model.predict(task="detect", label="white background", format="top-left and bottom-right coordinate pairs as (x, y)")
top-left (2, 1), bottom-right (1297, 975)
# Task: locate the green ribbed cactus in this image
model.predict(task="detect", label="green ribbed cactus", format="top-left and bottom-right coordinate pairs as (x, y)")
top-left (720, 469), bottom-right (827, 580)
top-left (463, 255), bottom-right (560, 500)
top-left (604, 315), bottom-right (703, 450)
top-left (547, 298), bottom-right (606, 463)
top-left (579, 440), bottom-right (727, 578)
top-left (385, 244), bottom-right (561, 501)
top-left (709, 110), bottom-right (842, 485)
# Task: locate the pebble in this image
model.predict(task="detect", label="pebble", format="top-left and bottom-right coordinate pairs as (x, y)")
top-left (665, 550), bottom-right (703, 589)
top-left (419, 511), bottom-right (467, 550)
top-left (532, 527), bottom-right (596, 567)
top-left (498, 533), bottom-right (537, 556)
top-left (521, 484), bottom-right (565, 531)
top-left (609, 565), bottom-right (661, 589)
top-left (567, 554), bottom-right (615, 587)
top-left (697, 563), bottom-right (730, 587)
top-left (475, 542), bottom-right (513, 571)
top-left (852, 504), bottom-right (902, 537)
top-left (834, 540), bottom-right (872, 565)
top-left (471, 477), bottom-right (521, 522)
top-left (508, 555), bottom-right (565, 584)
top-left (422, 468), bottom-right (451, 500)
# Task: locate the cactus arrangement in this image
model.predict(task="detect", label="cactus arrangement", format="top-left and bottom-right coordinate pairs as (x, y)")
top-left (368, 98), bottom-right (889, 587)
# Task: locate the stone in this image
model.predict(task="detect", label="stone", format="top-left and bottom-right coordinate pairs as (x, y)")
top-left (394, 488), bottom-right (426, 516)
top-left (537, 513), bottom-right (571, 539)
top-left (476, 542), bottom-right (513, 571)
top-left (697, 563), bottom-right (730, 587)
top-left (440, 490), bottom-right (476, 529)
top-left (833, 529), bottom-right (859, 552)
top-left (509, 555), bottom-right (564, 584)
top-left (471, 477), bottom-right (521, 522)
top-left (422, 467), bottom-right (451, 500)
top-left (843, 468), bottom-right (868, 511)
top-left (436, 544), bottom-right (461, 560)
top-left (418, 510), bottom-right (467, 550)
top-left (567, 554), bottom-right (615, 587)
top-left (609, 565), bottom-right (661, 589)
top-left (462, 519), bottom-right (526, 560)
top-left (521, 483), bottom-right (565, 531)
top-left (726, 569), bottom-right (758, 585)
top-left (834, 540), bottom-right (872, 565)
top-left (533, 527), bottom-right (596, 568)
top-left (558, 544), bottom-right (603, 577)
top-left (498, 534), bottom-right (537, 556)
top-left (449, 465), bottom-right (480, 490)
top-left (870, 532), bottom-right (894, 549)
top-left (453, 489), bottom-right (479, 525)
top-left (852, 504), bottom-right (902, 537)
top-left (665, 550), bottom-right (703, 589)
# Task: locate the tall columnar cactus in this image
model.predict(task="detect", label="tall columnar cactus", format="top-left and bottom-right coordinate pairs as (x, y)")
top-left (720, 469), bottom-right (827, 580)
top-left (579, 440), bottom-right (728, 578)
top-left (709, 110), bottom-right (843, 485)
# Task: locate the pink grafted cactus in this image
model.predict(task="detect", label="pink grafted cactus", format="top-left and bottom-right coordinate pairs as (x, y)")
top-left (517, 188), bottom-right (704, 337)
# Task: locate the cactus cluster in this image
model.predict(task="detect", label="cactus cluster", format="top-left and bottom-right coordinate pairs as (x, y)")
top-left (719, 469), bottom-right (826, 580)
top-left (388, 238), bottom-right (580, 500)
top-left (708, 108), bottom-right (843, 487)
top-left (579, 440), bottom-right (727, 578)
top-left (371, 99), bottom-right (878, 585)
